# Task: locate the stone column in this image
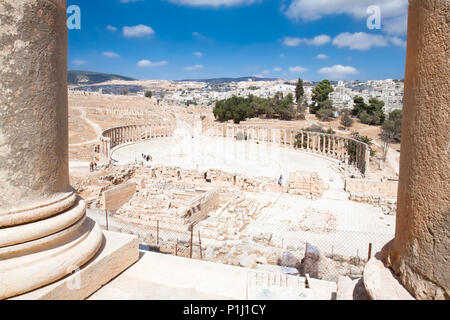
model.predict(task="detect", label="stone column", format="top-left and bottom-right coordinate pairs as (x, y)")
top-left (0, 0), bottom-right (103, 299)
top-left (389, 0), bottom-right (449, 300)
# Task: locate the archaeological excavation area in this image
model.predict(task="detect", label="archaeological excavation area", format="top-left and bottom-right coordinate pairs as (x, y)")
top-left (82, 116), bottom-right (397, 284)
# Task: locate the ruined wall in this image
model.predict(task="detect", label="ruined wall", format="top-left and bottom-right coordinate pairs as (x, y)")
top-left (392, 0), bottom-right (449, 300)
top-left (288, 171), bottom-right (329, 199)
top-left (147, 166), bottom-right (274, 193)
top-left (102, 182), bottom-right (137, 211)
top-left (345, 178), bottom-right (398, 198)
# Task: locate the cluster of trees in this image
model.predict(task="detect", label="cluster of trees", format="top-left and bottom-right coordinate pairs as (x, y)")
top-left (351, 96), bottom-right (385, 125)
top-left (309, 80), bottom-right (336, 121)
top-left (144, 90), bottom-right (153, 98)
top-left (381, 109), bottom-right (402, 143)
top-left (213, 92), bottom-right (298, 124)
top-left (212, 78), bottom-right (309, 124)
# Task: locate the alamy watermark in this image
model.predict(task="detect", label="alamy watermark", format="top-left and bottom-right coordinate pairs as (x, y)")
top-left (367, 5), bottom-right (382, 30)
top-left (67, 5), bottom-right (81, 30)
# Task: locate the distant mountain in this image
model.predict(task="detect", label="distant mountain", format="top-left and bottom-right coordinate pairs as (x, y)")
top-left (175, 76), bottom-right (281, 84)
top-left (68, 70), bottom-right (136, 85)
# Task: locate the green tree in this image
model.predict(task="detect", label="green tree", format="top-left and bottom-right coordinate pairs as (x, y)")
top-left (352, 96), bottom-right (385, 125)
top-left (295, 78), bottom-right (304, 104)
top-left (381, 109), bottom-right (402, 143)
top-left (316, 108), bottom-right (334, 121)
top-left (213, 93), bottom-right (297, 123)
top-left (278, 93), bottom-right (296, 120)
top-left (345, 132), bottom-right (375, 163)
top-left (315, 99), bottom-right (335, 121)
top-left (122, 88), bottom-right (129, 95)
top-left (144, 90), bottom-right (153, 98)
top-left (340, 108), bottom-right (354, 128)
top-left (351, 96), bottom-right (367, 116)
top-left (311, 79), bottom-right (334, 114)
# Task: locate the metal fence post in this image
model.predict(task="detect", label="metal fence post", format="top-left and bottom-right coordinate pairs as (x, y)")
top-left (105, 209), bottom-right (109, 231)
top-left (190, 228), bottom-right (193, 259)
top-left (157, 220), bottom-right (159, 246)
top-left (198, 230), bottom-right (203, 260)
top-left (368, 243), bottom-right (373, 261)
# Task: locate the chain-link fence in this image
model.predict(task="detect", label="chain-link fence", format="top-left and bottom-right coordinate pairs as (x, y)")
top-left (88, 208), bottom-right (394, 283)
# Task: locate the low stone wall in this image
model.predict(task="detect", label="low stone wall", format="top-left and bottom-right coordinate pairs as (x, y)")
top-left (288, 171), bottom-right (329, 199)
top-left (345, 178), bottom-right (398, 215)
top-left (203, 123), bottom-right (370, 174)
top-left (102, 182), bottom-right (137, 211)
top-left (345, 178), bottom-right (398, 198)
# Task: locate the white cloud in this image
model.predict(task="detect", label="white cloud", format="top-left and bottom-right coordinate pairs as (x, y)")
top-left (185, 64), bottom-right (204, 71)
top-left (72, 59), bottom-right (86, 66)
top-left (261, 70), bottom-right (270, 75)
top-left (316, 54), bottom-right (329, 59)
top-left (192, 32), bottom-right (209, 40)
top-left (120, 0), bottom-right (143, 3)
top-left (318, 64), bottom-right (359, 79)
top-left (283, 35), bottom-right (330, 47)
top-left (283, 37), bottom-right (302, 47)
top-left (289, 66), bottom-right (307, 73)
top-left (389, 36), bottom-right (406, 47)
top-left (137, 60), bottom-right (168, 67)
top-left (193, 51), bottom-right (203, 57)
top-left (106, 25), bottom-right (118, 32)
top-left (333, 32), bottom-right (406, 50)
top-left (283, 0), bottom-right (408, 35)
top-left (333, 32), bottom-right (389, 50)
top-left (307, 35), bottom-right (331, 46)
top-left (166, 0), bottom-right (261, 7)
top-left (123, 25), bottom-right (155, 38)
top-left (273, 67), bottom-right (282, 72)
top-left (102, 51), bottom-right (120, 58)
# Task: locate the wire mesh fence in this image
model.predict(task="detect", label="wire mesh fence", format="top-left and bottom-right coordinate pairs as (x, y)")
top-left (91, 209), bottom-right (394, 283)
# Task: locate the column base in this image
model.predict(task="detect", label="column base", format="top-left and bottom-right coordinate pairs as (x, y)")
top-left (8, 228), bottom-right (139, 300)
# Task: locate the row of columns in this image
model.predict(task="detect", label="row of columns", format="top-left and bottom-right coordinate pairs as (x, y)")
top-left (99, 124), bottom-right (174, 160)
top-left (210, 124), bottom-right (370, 174)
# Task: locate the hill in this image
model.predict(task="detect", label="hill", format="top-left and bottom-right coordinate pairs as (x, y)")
top-left (175, 76), bottom-right (280, 84)
top-left (68, 71), bottom-right (136, 85)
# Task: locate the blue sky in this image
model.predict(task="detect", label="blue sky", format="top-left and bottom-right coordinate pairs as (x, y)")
top-left (67, 0), bottom-right (408, 81)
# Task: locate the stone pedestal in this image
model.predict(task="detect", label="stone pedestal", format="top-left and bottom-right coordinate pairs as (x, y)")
top-left (0, 0), bottom-right (136, 300)
top-left (390, 0), bottom-right (449, 300)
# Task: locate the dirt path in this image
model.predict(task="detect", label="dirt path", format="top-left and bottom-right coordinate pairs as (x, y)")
top-left (69, 107), bottom-right (102, 147)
